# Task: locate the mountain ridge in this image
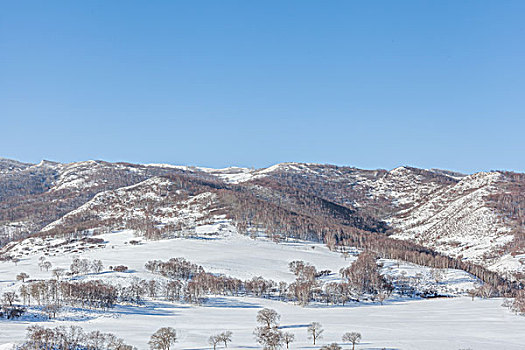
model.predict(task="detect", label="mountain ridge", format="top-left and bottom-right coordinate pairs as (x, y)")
top-left (0, 158), bottom-right (523, 280)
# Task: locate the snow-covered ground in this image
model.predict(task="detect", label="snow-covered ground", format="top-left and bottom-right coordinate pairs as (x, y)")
top-left (390, 172), bottom-right (519, 273)
top-left (0, 294), bottom-right (523, 349)
top-left (1, 223), bottom-right (480, 289)
top-left (0, 225), bottom-right (523, 349)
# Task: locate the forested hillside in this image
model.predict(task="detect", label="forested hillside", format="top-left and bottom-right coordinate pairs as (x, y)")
top-left (0, 159), bottom-right (523, 285)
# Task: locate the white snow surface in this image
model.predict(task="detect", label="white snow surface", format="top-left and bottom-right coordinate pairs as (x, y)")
top-left (1, 225), bottom-right (522, 349)
top-left (2, 161), bottom-right (525, 348)
top-left (390, 172), bottom-right (518, 273)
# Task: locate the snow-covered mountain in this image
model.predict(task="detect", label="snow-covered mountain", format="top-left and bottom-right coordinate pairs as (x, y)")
top-left (1, 158), bottom-right (525, 349)
top-left (0, 159), bottom-right (523, 277)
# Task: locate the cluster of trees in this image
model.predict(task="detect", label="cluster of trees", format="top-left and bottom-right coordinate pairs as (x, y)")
top-left (1, 291), bottom-right (25, 319)
top-left (146, 259), bottom-right (269, 303)
top-left (59, 280), bottom-right (118, 310)
top-left (37, 172), bottom-right (225, 243)
top-left (145, 256), bottom-right (393, 307)
top-left (254, 308), bottom-right (289, 350)
top-left (339, 252), bottom-right (391, 297)
top-left (2, 162), bottom-right (519, 297)
top-left (486, 172), bottom-right (525, 263)
top-left (149, 327), bottom-right (178, 350)
top-left (215, 181), bottom-right (515, 294)
top-left (70, 258), bottom-right (104, 275)
top-left (17, 279), bottom-right (118, 314)
top-left (287, 260), bottom-right (319, 306)
top-left (147, 315), bottom-right (362, 350)
top-left (38, 256), bottom-right (52, 271)
top-left (145, 258), bottom-right (203, 280)
top-left (0, 161), bottom-right (155, 246)
top-left (19, 325), bottom-right (135, 350)
top-left (387, 270), bottom-right (437, 298)
top-left (469, 284), bottom-right (498, 300)
top-left (253, 308), bottom-right (362, 350)
top-left (208, 331), bottom-right (233, 350)
top-left (9, 276), bottom-right (204, 320)
top-left (147, 327), bottom-right (233, 350)
top-left (4, 259), bottom-right (113, 319)
top-left (500, 288), bottom-right (525, 316)
top-left (507, 290), bottom-right (525, 315)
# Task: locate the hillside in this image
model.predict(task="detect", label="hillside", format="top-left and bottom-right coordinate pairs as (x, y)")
top-left (0, 159), bottom-right (523, 279)
top-left (1, 158), bottom-right (525, 349)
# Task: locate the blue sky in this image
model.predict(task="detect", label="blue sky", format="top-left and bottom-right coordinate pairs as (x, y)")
top-left (1, 1), bottom-right (524, 173)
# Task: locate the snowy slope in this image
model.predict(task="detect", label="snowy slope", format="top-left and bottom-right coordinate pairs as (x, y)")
top-left (390, 172), bottom-right (517, 273)
top-left (0, 224), bottom-right (521, 350)
top-left (238, 163), bottom-right (522, 274)
top-left (1, 159), bottom-right (523, 276)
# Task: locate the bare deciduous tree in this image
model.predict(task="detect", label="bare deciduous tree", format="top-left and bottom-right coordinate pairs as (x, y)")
top-left (254, 326), bottom-right (283, 350)
top-left (148, 327), bottom-right (177, 350)
top-left (2, 292), bottom-right (18, 306)
top-left (282, 332), bottom-right (295, 349)
top-left (257, 308), bottom-right (280, 328)
top-left (307, 322), bottom-right (324, 345)
top-left (42, 261), bottom-right (52, 272)
top-left (92, 260), bottom-right (104, 274)
top-left (208, 335), bottom-right (221, 350)
top-left (43, 303), bottom-right (60, 319)
top-left (218, 331), bottom-right (233, 348)
top-left (342, 332), bottom-right (361, 350)
top-left (16, 272), bottom-right (29, 282)
top-left (52, 268), bottom-right (66, 280)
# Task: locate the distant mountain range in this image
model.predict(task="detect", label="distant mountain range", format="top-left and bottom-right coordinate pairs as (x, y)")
top-left (1, 158), bottom-right (523, 279)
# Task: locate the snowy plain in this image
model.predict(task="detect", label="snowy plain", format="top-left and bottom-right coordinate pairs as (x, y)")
top-left (0, 224), bottom-right (524, 349)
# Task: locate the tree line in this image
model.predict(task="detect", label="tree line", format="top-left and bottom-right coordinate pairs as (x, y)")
top-left (14, 308), bottom-right (366, 350)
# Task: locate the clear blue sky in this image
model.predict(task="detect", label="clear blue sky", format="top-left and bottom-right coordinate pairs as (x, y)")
top-left (1, 1), bottom-right (524, 173)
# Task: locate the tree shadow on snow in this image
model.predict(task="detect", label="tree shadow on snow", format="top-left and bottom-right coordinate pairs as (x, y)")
top-left (112, 302), bottom-right (187, 316)
top-left (279, 324), bottom-right (310, 329)
top-left (181, 346), bottom-right (259, 350)
top-left (201, 297), bottom-right (261, 309)
top-left (341, 342), bottom-right (399, 350)
top-left (306, 296), bottom-right (424, 309)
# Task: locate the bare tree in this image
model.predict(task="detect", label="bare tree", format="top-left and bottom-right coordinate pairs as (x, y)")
top-left (307, 322), bottom-right (324, 345)
top-left (282, 332), bottom-right (295, 349)
top-left (218, 331), bottom-right (233, 348)
top-left (341, 250), bottom-right (350, 261)
top-left (377, 290), bottom-right (391, 305)
top-left (431, 268), bottom-right (444, 283)
top-left (92, 260), bottom-right (104, 274)
top-left (476, 284), bottom-right (496, 299)
top-left (16, 272), bottom-right (29, 283)
top-left (254, 326), bottom-right (283, 350)
top-left (52, 268), bottom-right (66, 280)
top-left (257, 308), bottom-right (281, 328)
top-left (208, 335), bottom-right (221, 350)
top-left (148, 280), bottom-right (158, 298)
top-left (21, 325), bottom-right (135, 349)
top-left (42, 261), bottom-right (52, 272)
top-left (19, 285), bottom-right (30, 305)
top-left (510, 291), bottom-right (525, 314)
top-left (2, 292), bottom-right (18, 307)
top-left (43, 303), bottom-right (60, 319)
top-left (342, 332), bottom-right (361, 350)
top-left (148, 327), bottom-right (177, 350)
